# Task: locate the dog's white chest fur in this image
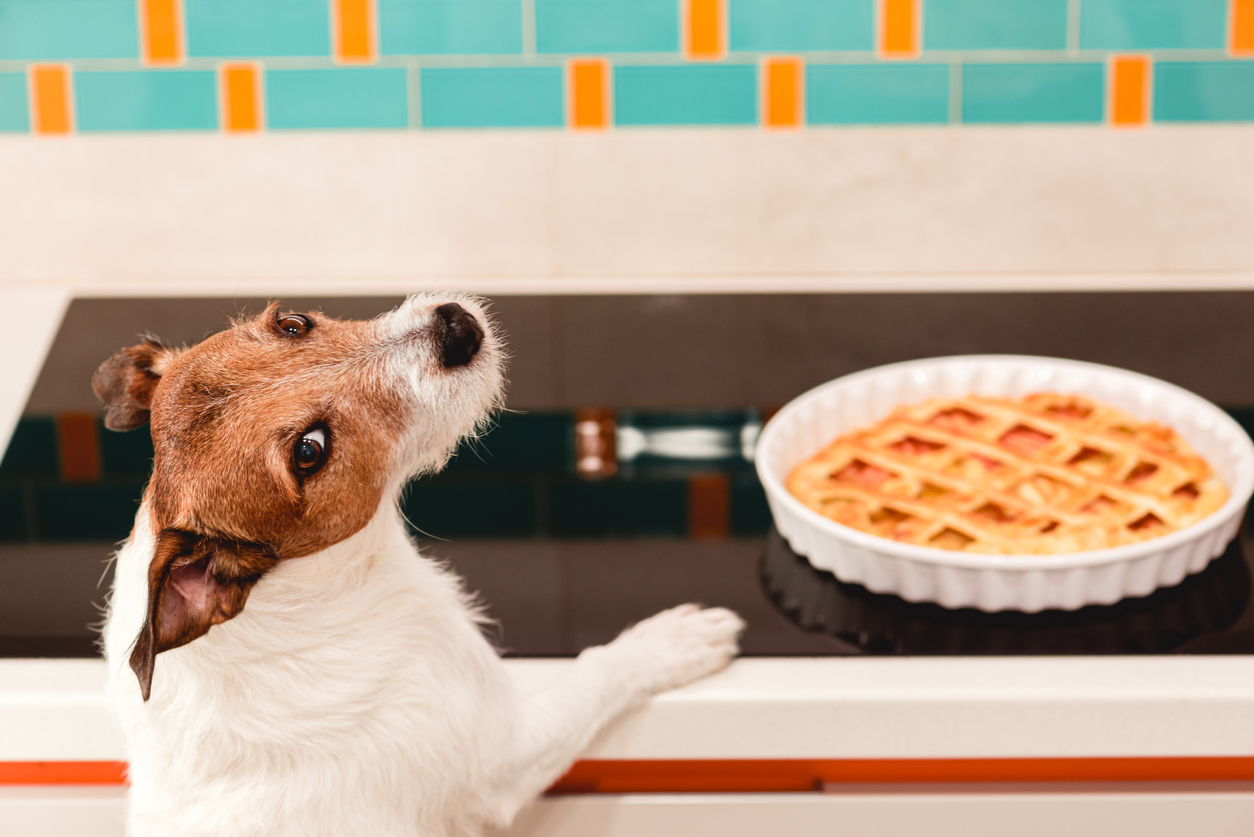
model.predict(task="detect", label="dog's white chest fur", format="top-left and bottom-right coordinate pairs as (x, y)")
top-left (106, 505), bottom-right (519, 837)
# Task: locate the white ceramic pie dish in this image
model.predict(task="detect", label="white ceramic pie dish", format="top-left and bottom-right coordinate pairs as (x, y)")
top-left (755, 355), bottom-right (1254, 613)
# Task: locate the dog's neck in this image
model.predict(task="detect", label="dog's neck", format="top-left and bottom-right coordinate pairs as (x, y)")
top-left (109, 488), bottom-right (450, 702)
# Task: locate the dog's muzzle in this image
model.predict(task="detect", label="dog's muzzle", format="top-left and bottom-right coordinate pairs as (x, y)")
top-left (434, 303), bottom-right (484, 369)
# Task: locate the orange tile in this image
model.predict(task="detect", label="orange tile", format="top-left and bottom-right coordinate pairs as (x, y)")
top-left (336, 0), bottom-right (376, 63)
top-left (221, 63), bottom-right (261, 132)
top-left (1110, 55), bottom-right (1149, 127)
top-left (686, 0), bottom-right (725, 60)
top-left (764, 57), bottom-right (802, 128)
top-left (31, 65), bottom-right (71, 135)
top-left (880, 0), bottom-right (918, 58)
top-left (569, 59), bottom-right (609, 129)
top-left (57, 413), bottom-right (101, 483)
top-left (688, 473), bottom-right (730, 539)
top-left (141, 0), bottom-right (183, 65)
top-left (1234, 0), bottom-right (1254, 54)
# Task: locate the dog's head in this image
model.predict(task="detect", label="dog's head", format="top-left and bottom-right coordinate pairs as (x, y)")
top-left (93, 294), bottom-right (504, 700)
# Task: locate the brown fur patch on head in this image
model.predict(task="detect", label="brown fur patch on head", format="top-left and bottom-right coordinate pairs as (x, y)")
top-left (104, 303), bottom-right (432, 700)
top-left (147, 303), bottom-right (408, 558)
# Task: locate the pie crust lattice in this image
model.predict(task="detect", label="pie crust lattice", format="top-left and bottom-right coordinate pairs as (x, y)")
top-left (786, 393), bottom-right (1228, 554)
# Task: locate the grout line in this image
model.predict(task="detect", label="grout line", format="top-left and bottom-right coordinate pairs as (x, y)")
top-left (1067, 0), bottom-right (1082, 54)
top-left (0, 47), bottom-right (1247, 77)
top-left (948, 59), bottom-right (962, 124)
top-left (547, 137), bottom-right (563, 276)
top-left (521, 0), bottom-right (537, 58)
top-left (406, 56), bottom-right (422, 129)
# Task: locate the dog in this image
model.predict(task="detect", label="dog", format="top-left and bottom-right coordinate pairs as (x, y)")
top-left (94, 294), bottom-right (743, 837)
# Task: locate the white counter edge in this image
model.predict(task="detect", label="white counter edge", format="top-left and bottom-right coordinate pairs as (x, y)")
top-left (5, 656), bottom-right (1254, 762)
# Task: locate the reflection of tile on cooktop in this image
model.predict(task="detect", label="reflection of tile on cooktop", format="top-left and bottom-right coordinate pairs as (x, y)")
top-left (761, 527), bottom-right (1252, 655)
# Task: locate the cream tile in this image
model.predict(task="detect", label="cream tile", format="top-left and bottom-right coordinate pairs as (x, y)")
top-left (0, 133), bottom-right (557, 287)
top-left (555, 127), bottom-right (1254, 277)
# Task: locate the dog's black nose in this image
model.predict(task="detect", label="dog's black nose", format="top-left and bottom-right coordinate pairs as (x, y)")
top-left (434, 303), bottom-right (483, 368)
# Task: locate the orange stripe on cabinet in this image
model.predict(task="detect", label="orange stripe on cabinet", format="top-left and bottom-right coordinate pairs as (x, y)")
top-left (552, 757), bottom-right (1254, 794)
top-left (764, 57), bottom-right (802, 128)
top-left (1110, 55), bottom-right (1149, 126)
top-left (335, 0), bottom-right (376, 63)
top-left (11, 757), bottom-right (1254, 792)
top-left (31, 65), bottom-right (72, 135)
top-left (686, 0), bottom-right (725, 60)
top-left (221, 63), bottom-right (261, 132)
top-left (141, 0), bottom-right (183, 65)
top-left (1233, 0), bottom-right (1254, 54)
top-left (0, 762), bottom-right (128, 785)
top-left (569, 59), bottom-right (610, 129)
top-left (880, 0), bottom-right (919, 58)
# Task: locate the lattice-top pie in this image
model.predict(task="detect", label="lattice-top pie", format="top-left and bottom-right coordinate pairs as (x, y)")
top-left (786, 393), bottom-right (1228, 554)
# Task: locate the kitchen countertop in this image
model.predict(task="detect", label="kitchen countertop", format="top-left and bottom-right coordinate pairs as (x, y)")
top-left (6, 655), bottom-right (1254, 765)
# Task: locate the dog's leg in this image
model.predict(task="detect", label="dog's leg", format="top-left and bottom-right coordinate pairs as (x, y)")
top-left (492, 604), bottom-right (743, 823)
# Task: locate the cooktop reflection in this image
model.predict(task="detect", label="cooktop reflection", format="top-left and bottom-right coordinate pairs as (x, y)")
top-left (760, 526), bottom-right (1254, 655)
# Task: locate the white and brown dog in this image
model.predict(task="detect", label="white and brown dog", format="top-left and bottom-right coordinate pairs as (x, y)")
top-left (94, 295), bottom-right (742, 837)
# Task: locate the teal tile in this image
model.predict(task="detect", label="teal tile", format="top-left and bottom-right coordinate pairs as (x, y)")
top-left (535, 0), bottom-right (678, 54)
top-left (379, 0), bottom-right (522, 55)
top-left (267, 68), bottom-right (409, 129)
top-left (728, 0), bottom-right (874, 52)
top-left (0, 419), bottom-right (58, 478)
top-left (34, 482), bottom-right (144, 541)
top-left (807, 63), bottom-right (949, 124)
top-left (99, 423), bottom-right (154, 479)
top-left (549, 477), bottom-right (687, 537)
top-left (0, 0), bottom-right (137, 60)
top-left (0, 485), bottom-right (27, 542)
top-left (444, 413), bottom-right (572, 473)
top-left (1080, 0), bottom-right (1226, 50)
top-left (925, 0), bottom-right (1068, 50)
top-left (403, 477), bottom-right (538, 537)
top-left (962, 62), bottom-right (1104, 123)
top-left (185, 0), bottom-right (329, 58)
top-left (1154, 61), bottom-right (1254, 122)
top-left (76, 71), bottom-right (218, 132)
top-left (615, 65), bottom-right (758, 126)
top-left (420, 67), bottom-right (563, 128)
top-left (0, 73), bottom-right (28, 133)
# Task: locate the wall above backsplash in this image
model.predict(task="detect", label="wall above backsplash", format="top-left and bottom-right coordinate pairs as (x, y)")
top-left (1, 0), bottom-right (1252, 134)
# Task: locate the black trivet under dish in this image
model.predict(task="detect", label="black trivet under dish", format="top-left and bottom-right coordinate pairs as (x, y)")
top-left (760, 526), bottom-right (1254, 655)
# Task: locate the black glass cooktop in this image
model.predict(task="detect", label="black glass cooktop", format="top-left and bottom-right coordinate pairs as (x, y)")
top-left (7, 527), bottom-right (1253, 659)
top-left (757, 526), bottom-right (1254, 655)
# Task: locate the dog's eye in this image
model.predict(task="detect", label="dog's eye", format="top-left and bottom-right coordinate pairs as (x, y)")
top-left (293, 427), bottom-right (327, 474)
top-left (278, 314), bottom-right (311, 336)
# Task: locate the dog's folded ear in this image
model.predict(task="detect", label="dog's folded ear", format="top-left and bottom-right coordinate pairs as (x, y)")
top-left (92, 338), bottom-right (179, 432)
top-left (130, 529), bottom-right (279, 701)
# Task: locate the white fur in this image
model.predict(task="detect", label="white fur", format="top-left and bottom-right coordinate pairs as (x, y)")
top-left (102, 294), bottom-right (743, 837)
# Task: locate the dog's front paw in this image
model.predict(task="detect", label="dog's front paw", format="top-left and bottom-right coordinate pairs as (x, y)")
top-left (605, 604), bottom-right (744, 694)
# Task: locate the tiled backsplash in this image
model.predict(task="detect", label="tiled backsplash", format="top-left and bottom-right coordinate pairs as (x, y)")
top-left (1, 0), bottom-right (1252, 133)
